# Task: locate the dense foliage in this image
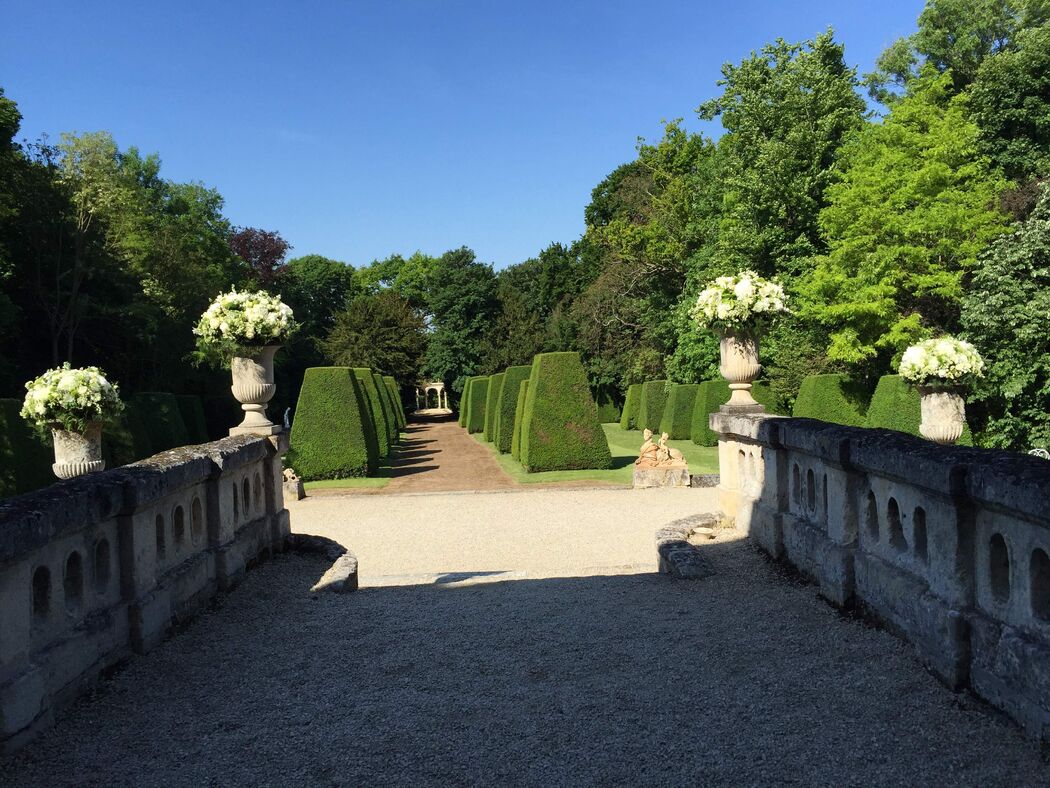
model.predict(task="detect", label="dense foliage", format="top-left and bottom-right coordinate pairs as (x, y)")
top-left (658, 383), bottom-right (699, 440)
top-left (288, 368), bottom-right (377, 480)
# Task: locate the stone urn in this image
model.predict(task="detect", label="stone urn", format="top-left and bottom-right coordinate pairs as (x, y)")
top-left (52, 422), bottom-right (105, 480)
top-left (230, 345), bottom-right (281, 435)
top-left (719, 328), bottom-right (763, 410)
top-left (918, 385), bottom-right (966, 445)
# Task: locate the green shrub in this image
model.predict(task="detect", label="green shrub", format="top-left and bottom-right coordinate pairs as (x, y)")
top-left (176, 395), bottom-right (209, 444)
top-left (0, 398), bottom-right (55, 498)
top-left (483, 372), bottom-right (504, 441)
top-left (202, 395), bottom-right (241, 442)
top-left (289, 367), bottom-right (377, 480)
top-left (383, 375), bottom-right (407, 428)
top-left (866, 374), bottom-right (973, 445)
top-left (619, 384), bottom-right (641, 430)
top-left (637, 380), bottom-right (670, 432)
top-left (465, 375), bottom-right (489, 434)
top-left (659, 384), bottom-right (699, 439)
top-left (596, 394), bottom-right (621, 424)
top-left (353, 368), bottom-right (390, 457)
top-left (792, 374), bottom-right (871, 427)
top-left (520, 352), bottom-right (612, 472)
top-left (495, 365), bottom-right (532, 454)
top-left (104, 401), bottom-right (154, 467)
top-left (511, 380), bottom-right (529, 460)
top-left (691, 380), bottom-right (781, 446)
top-left (131, 392), bottom-right (190, 453)
top-left (458, 378), bottom-right (471, 426)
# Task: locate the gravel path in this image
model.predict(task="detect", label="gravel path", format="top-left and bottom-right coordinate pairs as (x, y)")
top-left (5, 489), bottom-right (1050, 785)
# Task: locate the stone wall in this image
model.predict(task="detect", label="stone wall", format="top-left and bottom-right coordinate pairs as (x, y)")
top-left (0, 434), bottom-right (290, 753)
top-left (711, 411), bottom-right (1050, 739)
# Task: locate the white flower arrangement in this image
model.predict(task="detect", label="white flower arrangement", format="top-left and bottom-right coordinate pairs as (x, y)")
top-left (194, 288), bottom-right (297, 362)
top-left (898, 337), bottom-right (985, 387)
top-left (691, 270), bottom-right (789, 331)
top-left (21, 363), bottom-right (123, 433)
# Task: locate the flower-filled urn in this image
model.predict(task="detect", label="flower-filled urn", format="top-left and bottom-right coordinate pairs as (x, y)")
top-left (898, 337), bottom-right (984, 446)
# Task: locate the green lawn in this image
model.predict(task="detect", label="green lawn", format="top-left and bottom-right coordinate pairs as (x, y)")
top-left (474, 423), bottom-right (719, 485)
top-left (304, 476), bottom-right (391, 491)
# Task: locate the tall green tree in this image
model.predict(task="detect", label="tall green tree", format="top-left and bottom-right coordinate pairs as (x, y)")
top-left (324, 290), bottom-right (427, 386)
top-left (961, 185), bottom-right (1050, 450)
top-left (865, 0), bottom-right (1049, 101)
top-left (801, 72), bottom-right (1011, 372)
top-left (969, 22), bottom-right (1050, 182)
top-left (423, 247), bottom-right (498, 392)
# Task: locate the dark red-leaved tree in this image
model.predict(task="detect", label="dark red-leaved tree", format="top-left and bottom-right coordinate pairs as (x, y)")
top-left (229, 227), bottom-right (291, 287)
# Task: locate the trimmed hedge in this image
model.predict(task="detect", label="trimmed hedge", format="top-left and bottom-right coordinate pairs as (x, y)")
top-left (0, 398), bottom-right (55, 499)
top-left (372, 371), bottom-right (398, 446)
top-left (658, 384), bottom-right (699, 439)
top-left (458, 378), bottom-right (471, 426)
top-left (866, 374), bottom-right (973, 445)
top-left (465, 375), bottom-right (489, 434)
top-left (690, 380), bottom-right (780, 446)
top-left (483, 372), bottom-right (505, 442)
top-left (383, 375), bottom-right (407, 428)
top-left (511, 380), bottom-right (529, 460)
top-left (176, 394), bottom-right (209, 444)
top-left (619, 384), bottom-right (641, 430)
top-left (495, 365), bottom-right (532, 454)
top-left (792, 374), bottom-right (870, 428)
top-left (104, 401), bottom-right (154, 467)
top-left (289, 367), bottom-right (377, 480)
top-left (519, 352), bottom-right (612, 472)
top-left (132, 392), bottom-right (190, 453)
top-left (203, 395), bottom-right (241, 444)
top-left (353, 368), bottom-right (390, 457)
top-left (637, 380), bottom-right (670, 433)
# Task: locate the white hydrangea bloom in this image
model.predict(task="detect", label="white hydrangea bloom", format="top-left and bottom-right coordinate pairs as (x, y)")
top-left (194, 288), bottom-right (298, 354)
top-left (21, 363), bottom-right (123, 431)
top-left (898, 337), bottom-right (985, 386)
top-left (691, 269), bottom-right (789, 330)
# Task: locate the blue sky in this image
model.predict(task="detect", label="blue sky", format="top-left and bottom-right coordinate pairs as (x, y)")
top-left (2, 1), bottom-right (923, 270)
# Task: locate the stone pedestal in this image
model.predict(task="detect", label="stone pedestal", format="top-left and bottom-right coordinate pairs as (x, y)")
top-left (633, 465), bottom-right (690, 488)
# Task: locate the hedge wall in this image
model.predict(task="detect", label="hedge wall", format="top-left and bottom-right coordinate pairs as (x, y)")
top-left (792, 374), bottom-right (870, 428)
top-left (0, 398), bottom-right (55, 499)
top-left (132, 392), bottom-right (191, 453)
top-left (372, 371), bottom-right (398, 447)
top-left (866, 374), bottom-right (973, 445)
top-left (511, 380), bottom-right (529, 460)
top-left (176, 394), bottom-right (209, 444)
top-left (203, 395), bottom-right (241, 444)
top-left (519, 352), bottom-right (612, 472)
top-left (383, 375), bottom-right (406, 429)
top-left (690, 380), bottom-right (781, 446)
top-left (465, 375), bottom-right (489, 434)
top-left (458, 378), bottom-right (470, 426)
top-left (483, 372), bottom-right (505, 442)
top-left (658, 384), bottom-right (699, 439)
top-left (495, 365), bottom-right (532, 454)
top-left (353, 368), bottom-right (390, 457)
top-left (289, 367), bottom-right (377, 480)
top-left (637, 380), bottom-right (670, 433)
top-left (619, 384), bottom-right (641, 430)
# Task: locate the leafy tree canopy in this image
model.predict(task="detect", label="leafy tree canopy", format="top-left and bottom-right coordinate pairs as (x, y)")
top-left (323, 290), bottom-right (427, 387)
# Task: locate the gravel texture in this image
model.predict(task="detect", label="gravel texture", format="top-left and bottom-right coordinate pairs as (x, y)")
top-left (4, 489), bottom-right (1050, 786)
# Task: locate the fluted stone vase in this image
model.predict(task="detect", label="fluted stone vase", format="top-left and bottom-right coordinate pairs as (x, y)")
top-left (719, 329), bottom-right (764, 411)
top-left (230, 345), bottom-right (281, 436)
top-left (52, 422), bottom-right (105, 480)
top-left (918, 385), bottom-right (966, 445)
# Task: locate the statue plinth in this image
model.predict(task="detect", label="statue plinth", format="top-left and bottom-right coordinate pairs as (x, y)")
top-left (632, 428), bottom-right (691, 488)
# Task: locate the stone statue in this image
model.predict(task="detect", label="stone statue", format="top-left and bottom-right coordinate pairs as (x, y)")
top-left (658, 432), bottom-right (686, 466)
top-left (635, 429), bottom-right (661, 467)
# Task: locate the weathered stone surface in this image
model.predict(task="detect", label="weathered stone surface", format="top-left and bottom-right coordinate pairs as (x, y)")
top-left (656, 514), bottom-right (718, 579)
top-left (690, 473), bottom-right (720, 488)
top-left (634, 466), bottom-right (690, 488)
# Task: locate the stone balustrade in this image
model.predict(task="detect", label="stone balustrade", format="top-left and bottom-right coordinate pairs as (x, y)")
top-left (712, 411), bottom-right (1050, 739)
top-left (0, 434), bottom-right (290, 753)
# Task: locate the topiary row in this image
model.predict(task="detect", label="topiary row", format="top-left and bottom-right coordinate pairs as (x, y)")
top-left (637, 380), bottom-right (670, 433)
top-left (464, 375), bottom-right (489, 434)
top-left (659, 384), bottom-right (699, 439)
top-left (483, 372), bottom-right (505, 441)
top-left (289, 367), bottom-right (378, 480)
top-left (495, 365), bottom-right (532, 454)
top-left (865, 374), bottom-right (973, 445)
top-left (619, 383), bottom-right (641, 430)
top-left (511, 380), bottom-right (529, 460)
top-left (791, 374), bottom-right (871, 427)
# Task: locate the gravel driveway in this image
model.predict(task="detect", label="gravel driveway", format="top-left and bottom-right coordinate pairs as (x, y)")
top-left (4, 488), bottom-right (1049, 786)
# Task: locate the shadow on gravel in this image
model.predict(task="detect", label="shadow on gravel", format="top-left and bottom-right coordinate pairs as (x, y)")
top-left (6, 540), bottom-right (1049, 787)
